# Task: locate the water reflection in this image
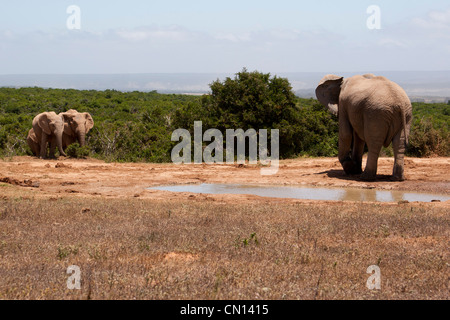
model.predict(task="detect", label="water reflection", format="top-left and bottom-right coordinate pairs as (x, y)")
top-left (149, 183), bottom-right (450, 203)
top-left (341, 188), bottom-right (405, 202)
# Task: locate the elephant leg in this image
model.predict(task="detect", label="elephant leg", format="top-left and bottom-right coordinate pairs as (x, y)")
top-left (49, 138), bottom-right (57, 159)
top-left (339, 118), bottom-right (360, 175)
top-left (351, 132), bottom-right (364, 175)
top-left (39, 133), bottom-right (49, 159)
top-left (361, 143), bottom-right (382, 181)
top-left (27, 138), bottom-right (38, 157)
top-left (33, 143), bottom-right (40, 157)
top-left (391, 131), bottom-right (406, 181)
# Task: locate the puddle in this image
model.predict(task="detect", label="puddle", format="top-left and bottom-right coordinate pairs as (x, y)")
top-left (149, 183), bottom-right (450, 203)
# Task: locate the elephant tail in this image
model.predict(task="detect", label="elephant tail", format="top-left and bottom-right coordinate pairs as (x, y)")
top-left (400, 106), bottom-right (409, 146)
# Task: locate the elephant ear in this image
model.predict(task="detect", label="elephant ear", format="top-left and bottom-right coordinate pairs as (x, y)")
top-left (315, 75), bottom-right (344, 117)
top-left (38, 113), bottom-right (52, 135)
top-left (83, 113), bottom-right (94, 133)
top-left (28, 128), bottom-right (38, 143)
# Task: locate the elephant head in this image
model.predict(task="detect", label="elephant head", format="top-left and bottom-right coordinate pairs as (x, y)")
top-left (316, 74), bottom-right (377, 116)
top-left (60, 109), bottom-right (94, 147)
top-left (32, 112), bottom-right (67, 158)
top-left (315, 75), bottom-right (344, 117)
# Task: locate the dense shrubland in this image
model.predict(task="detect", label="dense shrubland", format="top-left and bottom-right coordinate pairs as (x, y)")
top-left (0, 70), bottom-right (448, 161)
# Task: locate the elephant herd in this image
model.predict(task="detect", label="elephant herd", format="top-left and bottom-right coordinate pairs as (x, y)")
top-left (27, 109), bottom-right (94, 159)
top-left (25, 74), bottom-right (413, 181)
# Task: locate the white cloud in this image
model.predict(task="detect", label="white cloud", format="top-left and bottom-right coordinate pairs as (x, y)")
top-left (377, 38), bottom-right (407, 48)
top-left (214, 32), bottom-right (252, 43)
top-left (2, 30), bottom-right (14, 39)
top-left (429, 10), bottom-right (450, 23)
top-left (1, 6), bottom-right (450, 75)
top-left (411, 9), bottom-right (450, 38)
top-left (115, 25), bottom-right (197, 42)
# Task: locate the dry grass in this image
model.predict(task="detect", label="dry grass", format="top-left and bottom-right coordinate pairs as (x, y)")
top-left (0, 195), bottom-right (448, 300)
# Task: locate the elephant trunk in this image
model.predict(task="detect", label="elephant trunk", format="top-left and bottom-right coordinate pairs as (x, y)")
top-left (55, 128), bottom-right (67, 157)
top-left (77, 129), bottom-right (86, 147)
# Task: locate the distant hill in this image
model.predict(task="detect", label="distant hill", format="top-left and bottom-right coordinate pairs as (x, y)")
top-left (0, 71), bottom-right (449, 102)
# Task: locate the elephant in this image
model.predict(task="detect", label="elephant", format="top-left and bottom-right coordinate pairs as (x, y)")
top-left (51, 109), bottom-right (94, 153)
top-left (26, 128), bottom-right (40, 157)
top-left (27, 127), bottom-right (66, 159)
top-left (30, 112), bottom-right (67, 159)
top-left (315, 74), bottom-right (412, 181)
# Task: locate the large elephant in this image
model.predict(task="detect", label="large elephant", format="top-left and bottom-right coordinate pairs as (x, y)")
top-left (30, 112), bottom-right (67, 159)
top-left (315, 74), bottom-right (412, 181)
top-left (57, 109), bottom-right (94, 150)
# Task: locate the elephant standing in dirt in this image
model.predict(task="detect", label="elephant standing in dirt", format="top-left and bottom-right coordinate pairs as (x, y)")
top-left (52, 109), bottom-right (94, 153)
top-left (27, 128), bottom-right (40, 157)
top-left (27, 112), bottom-right (67, 159)
top-left (316, 74), bottom-right (412, 181)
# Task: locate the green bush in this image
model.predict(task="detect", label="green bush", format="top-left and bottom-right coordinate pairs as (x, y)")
top-left (407, 117), bottom-right (449, 157)
top-left (173, 69), bottom-right (338, 159)
top-left (0, 73), bottom-right (448, 161)
top-left (66, 143), bottom-right (90, 159)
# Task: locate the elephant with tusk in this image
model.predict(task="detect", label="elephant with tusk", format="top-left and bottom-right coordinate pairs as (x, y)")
top-left (316, 74), bottom-right (412, 181)
top-left (28, 111), bottom-right (67, 159)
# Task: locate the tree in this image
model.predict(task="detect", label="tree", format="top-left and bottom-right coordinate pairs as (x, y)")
top-left (171, 68), bottom-right (340, 159)
top-left (198, 68), bottom-right (302, 157)
top-left (202, 68), bottom-right (297, 130)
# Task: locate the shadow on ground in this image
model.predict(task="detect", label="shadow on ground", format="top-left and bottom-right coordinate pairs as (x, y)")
top-left (317, 170), bottom-right (393, 182)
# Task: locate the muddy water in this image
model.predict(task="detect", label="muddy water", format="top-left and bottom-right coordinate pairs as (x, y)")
top-left (149, 183), bottom-right (450, 203)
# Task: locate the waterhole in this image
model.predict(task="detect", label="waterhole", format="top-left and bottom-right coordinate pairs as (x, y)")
top-left (149, 183), bottom-right (450, 203)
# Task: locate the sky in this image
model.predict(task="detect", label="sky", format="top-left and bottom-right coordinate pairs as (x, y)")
top-left (0, 0), bottom-right (449, 74)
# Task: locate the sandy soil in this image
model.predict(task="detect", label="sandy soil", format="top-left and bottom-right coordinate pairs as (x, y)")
top-left (1, 156), bottom-right (449, 205)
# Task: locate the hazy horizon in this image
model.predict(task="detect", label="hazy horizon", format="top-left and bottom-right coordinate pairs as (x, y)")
top-left (1, 71), bottom-right (450, 102)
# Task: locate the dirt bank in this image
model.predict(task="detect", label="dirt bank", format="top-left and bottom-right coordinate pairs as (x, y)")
top-left (0, 156), bottom-right (448, 205)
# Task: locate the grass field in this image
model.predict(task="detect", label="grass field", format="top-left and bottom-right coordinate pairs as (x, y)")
top-left (0, 195), bottom-right (448, 300)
